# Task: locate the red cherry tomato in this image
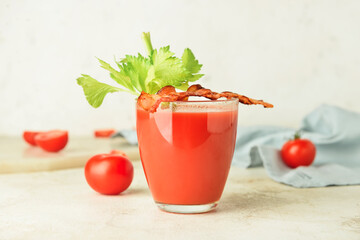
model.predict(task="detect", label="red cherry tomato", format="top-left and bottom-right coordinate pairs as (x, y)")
top-left (281, 135), bottom-right (316, 168)
top-left (94, 129), bottom-right (116, 138)
top-left (35, 130), bottom-right (68, 152)
top-left (109, 149), bottom-right (129, 159)
top-left (23, 131), bottom-right (41, 146)
top-left (85, 154), bottom-right (134, 195)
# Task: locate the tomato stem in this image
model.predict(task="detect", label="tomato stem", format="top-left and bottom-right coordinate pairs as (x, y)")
top-left (294, 130), bottom-right (302, 140)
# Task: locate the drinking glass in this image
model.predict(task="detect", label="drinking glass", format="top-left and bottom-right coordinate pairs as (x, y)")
top-left (136, 99), bottom-right (238, 213)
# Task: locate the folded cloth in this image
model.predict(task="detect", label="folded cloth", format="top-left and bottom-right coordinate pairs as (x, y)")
top-left (233, 104), bottom-right (360, 188)
top-left (113, 129), bottom-right (138, 145)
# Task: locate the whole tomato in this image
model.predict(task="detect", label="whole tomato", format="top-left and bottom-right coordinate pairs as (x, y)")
top-left (281, 132), bottom-right (316, 168)
top-left (85, 154), bottom-right (134, 195)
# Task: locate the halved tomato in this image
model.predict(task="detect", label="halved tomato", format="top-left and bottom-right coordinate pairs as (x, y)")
top-left (23, 131), bottom-right (41, 146)
top-left (94, 129), bottom-right (116, 138)
top-left (35, 130), bottom-right (68, 152)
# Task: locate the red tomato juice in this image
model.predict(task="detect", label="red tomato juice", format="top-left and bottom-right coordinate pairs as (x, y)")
top-left (137, 105), bottom-right (238, 205)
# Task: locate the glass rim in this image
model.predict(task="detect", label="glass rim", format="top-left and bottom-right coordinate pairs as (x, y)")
top-left (155, 98), bottom-right (239, 113)
top-left (160, 98), bottom-right (239, 104)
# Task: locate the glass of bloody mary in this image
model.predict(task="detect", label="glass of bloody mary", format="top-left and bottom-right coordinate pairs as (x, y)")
top-left (136, 99), bottom-right (238, 213)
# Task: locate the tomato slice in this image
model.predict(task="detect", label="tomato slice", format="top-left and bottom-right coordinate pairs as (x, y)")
top-left (35, 130), bottom-right (68, 152)
top-left (23, 131), bottom-right (42, 146)
top-left (94, 129), bottom-right (116, 138)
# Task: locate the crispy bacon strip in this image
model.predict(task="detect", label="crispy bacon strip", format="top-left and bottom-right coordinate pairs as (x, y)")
top-left (137, 84), bottom-right (273, 112)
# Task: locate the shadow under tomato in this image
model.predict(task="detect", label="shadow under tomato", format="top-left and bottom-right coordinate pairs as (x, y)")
top-left (23, 146), bottom-right (64, 158)
top-left (118, 187), bottom-right (149, 196)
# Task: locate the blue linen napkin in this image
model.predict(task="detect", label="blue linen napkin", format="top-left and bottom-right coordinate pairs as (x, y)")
top-left (233, 104), bottom-right (360, 188)
top-left (113, 129), bottom-right (139, 145)
top-left (117, 104), bottom-right (360, 188)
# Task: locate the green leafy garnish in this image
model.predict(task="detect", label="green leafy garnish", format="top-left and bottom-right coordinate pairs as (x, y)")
top-left (77, 32), bottom-right (204, 108)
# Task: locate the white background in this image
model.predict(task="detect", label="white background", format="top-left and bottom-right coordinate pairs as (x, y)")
top-left (0, 0), bottom-right (359, 136)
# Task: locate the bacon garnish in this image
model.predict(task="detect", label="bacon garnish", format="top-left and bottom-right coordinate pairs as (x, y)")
top-left (137, 84), bottom-right (273, 112)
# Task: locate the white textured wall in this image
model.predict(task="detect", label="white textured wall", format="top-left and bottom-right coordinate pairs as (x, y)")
top-left (1, 0), bottom-right (359, 135)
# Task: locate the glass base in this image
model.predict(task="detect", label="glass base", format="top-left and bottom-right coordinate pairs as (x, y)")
top-left (156, 202), bottom-right (218, 214)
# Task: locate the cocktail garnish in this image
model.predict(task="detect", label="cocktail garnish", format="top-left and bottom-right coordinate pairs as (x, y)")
top-left (77, 33), bottom-right (203, 108)
top-left (137, 84), bottom-right (273, 113)
top-left (76, 33), bottom-right (273, 111)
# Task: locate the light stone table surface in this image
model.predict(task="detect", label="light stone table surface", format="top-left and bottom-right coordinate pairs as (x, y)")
top-left (1, 160), bottom-right (360, 240)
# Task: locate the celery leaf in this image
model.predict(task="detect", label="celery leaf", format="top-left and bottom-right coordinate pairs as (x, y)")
top-left (77, 33), bottom-right (204, 108)
top-left (182, 48), bottom-right (204, 82)
top-left (77, 75), bottom-right (129, 108)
